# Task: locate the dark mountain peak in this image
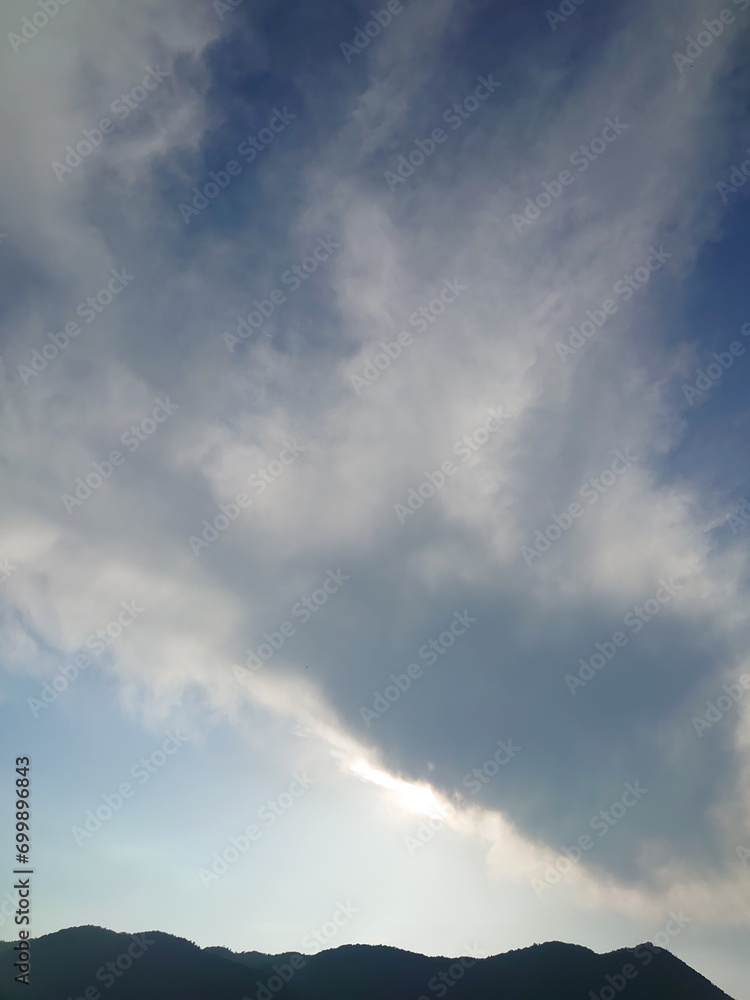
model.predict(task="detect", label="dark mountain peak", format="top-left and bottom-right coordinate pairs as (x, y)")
top-left (0, 925), bottom-right (735, 1000)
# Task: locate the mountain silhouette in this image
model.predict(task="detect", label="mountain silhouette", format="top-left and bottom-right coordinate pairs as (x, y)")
top-left (0, 926), bottom-right (736, 1000)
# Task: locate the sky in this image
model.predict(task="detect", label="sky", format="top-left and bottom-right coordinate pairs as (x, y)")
top-left (1, 0), bottom-right (750, 997)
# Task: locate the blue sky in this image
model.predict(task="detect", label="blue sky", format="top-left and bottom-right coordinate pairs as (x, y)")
top-left (1, 0), bottom-right (750, 997)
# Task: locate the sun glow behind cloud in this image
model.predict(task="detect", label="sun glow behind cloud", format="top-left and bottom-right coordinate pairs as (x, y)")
top-left (346, 758), bottom-right (452, 818)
